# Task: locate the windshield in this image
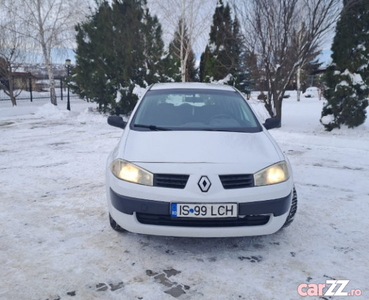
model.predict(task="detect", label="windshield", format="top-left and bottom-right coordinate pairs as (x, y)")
top-left (131, 88), bottom-right (262, 132)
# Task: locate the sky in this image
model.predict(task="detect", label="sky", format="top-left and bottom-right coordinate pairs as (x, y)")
top-left (6, 0), bottom-right (336, 67)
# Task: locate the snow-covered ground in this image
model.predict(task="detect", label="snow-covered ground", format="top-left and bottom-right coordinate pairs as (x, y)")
top-left (0, 93), bottom-right (368, 300)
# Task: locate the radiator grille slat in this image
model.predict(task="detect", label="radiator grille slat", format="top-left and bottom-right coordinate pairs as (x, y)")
top-left (153, 174), bottom-right (189, 189)
top-left (219, 174), bottom-right (254, 189)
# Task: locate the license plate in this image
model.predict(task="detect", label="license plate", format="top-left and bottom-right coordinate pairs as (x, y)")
top-left (171, 203), bottom-right (238, 218)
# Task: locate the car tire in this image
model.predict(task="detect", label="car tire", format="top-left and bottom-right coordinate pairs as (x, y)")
top-left (109, 213), bottom-right (126, 232)
top-left (282, 187), bottom-right (298, 228)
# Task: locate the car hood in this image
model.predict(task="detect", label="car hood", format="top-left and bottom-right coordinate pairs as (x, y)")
top-left (120, 130), bottom-right (283, 166)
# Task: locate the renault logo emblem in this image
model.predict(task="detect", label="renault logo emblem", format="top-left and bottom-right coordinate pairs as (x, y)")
top-left (198, 176), bottom-right (211, 192)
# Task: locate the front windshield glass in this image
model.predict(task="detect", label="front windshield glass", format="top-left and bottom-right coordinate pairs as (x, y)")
top-left (131, 88), bottom-right (262, 132)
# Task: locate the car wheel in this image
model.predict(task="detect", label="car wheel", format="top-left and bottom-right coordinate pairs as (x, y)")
top-left (109, 213), bottom-right (126, 232)
top-left (282, 187), bottom-right (298, 228)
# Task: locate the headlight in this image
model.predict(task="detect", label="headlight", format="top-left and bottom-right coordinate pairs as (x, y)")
top-left (110, 159), bottom-right (153, 186)
top-left (254, 161), bottom-right (290, 186)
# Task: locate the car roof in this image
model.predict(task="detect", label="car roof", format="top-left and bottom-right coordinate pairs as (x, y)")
top-left (150, 82), bottom-right (236, 91)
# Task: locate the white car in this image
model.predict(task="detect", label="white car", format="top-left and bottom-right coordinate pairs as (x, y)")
top-left (304, 87), bottom-right (321, 98)
top-left (106, 83), bottom-right (297, 237)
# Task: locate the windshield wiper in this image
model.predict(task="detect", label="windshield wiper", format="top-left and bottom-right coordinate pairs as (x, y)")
top-left (134, 124), bottom-right (172, 131)
top-left (202, 128), bottom-right (239, 132)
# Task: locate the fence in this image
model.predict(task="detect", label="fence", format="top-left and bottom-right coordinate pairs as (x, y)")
top-left (0, 88), bottom-right (79, 102)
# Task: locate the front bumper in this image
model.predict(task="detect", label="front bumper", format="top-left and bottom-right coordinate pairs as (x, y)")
top-left (110, 188), bottom-right (291, 217)
top-left (106, 160), bottom-right (294, 237)
top-left (108, 187), bottom-right (292, 237)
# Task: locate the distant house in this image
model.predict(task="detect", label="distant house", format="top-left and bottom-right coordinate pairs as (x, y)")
top-left (13, 72), bottom-right (37, 91)
top-left (308, 67), bottom-right (327, 88)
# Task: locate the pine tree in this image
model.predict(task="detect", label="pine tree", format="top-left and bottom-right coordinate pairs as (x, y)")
top-left (161, 51), bottom-right (181, 82)
top-left (186, 48), bottom-right (197, 82)
top-left (164, 19), bottom-right (197, 82)
top-left (231, 17), bottom-right (252, 93)
top-left (73, 0), bottom-right (165, 114)
top-left (237, 50), bottom-right (254, 94)
top-left (200, 0), bottom-right (242, 85)
top-left (199, 46), bottom-right (210, 83)
top-left (162, 21), bottom-right (184, 82)
top-left (321, 0), bottom-right (369, 131)
top-left (73, 2), bottom-right (115, 112)
top-left (141, 8), bottom-right (165, 85)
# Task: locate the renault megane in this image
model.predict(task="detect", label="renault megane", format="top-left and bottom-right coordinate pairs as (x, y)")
top-left (105, 83), bottom-right (297, 237)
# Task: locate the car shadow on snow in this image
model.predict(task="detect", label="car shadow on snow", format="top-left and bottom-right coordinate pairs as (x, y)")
top-left (111, 231), bottom-right (293, 298)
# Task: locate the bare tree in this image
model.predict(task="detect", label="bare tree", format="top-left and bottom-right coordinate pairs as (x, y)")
top-left (0, 49), bottom-right (23, 107)
top-left (0, 11), bottom-right (26, 106)
top-left (1, 0), bottom-right (88, 105)
top-left (149, 0), bottom-right (216, 82)
top-left (236, 0), bottom-right (344, 122)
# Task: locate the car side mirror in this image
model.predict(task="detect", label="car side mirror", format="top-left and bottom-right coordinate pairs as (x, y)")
top-left (108, 116), bottom-right (126, 129)
top-left (263, 117), bottom-right (281, 130)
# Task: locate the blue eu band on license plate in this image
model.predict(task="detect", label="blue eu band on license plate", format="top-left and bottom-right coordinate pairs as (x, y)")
top-left (171, 203), bottom-right (238, 218)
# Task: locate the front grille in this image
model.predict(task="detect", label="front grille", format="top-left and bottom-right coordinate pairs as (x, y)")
top-left (136, 213), bottom-right (270, 227)
top-left (219, 174), bottom-right (254, 189)
top-left (153, 174), bottom-right (189, 189)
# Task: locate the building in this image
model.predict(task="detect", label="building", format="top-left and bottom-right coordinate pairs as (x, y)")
top-left (12, 72), bottom-right (37, 91)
